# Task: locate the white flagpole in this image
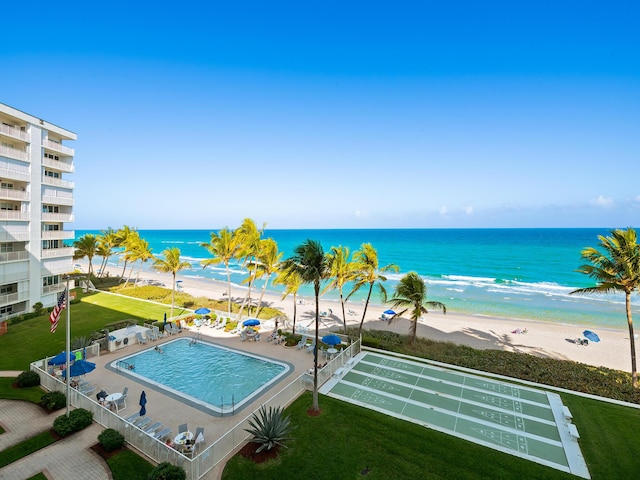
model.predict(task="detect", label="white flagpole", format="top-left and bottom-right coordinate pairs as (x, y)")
top-left (65, 275), bottom-right (71, 416)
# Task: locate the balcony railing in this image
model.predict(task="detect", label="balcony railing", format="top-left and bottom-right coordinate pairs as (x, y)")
top-left (44, 139), bottom-right (74, 156)
top-left (0, 144), bottom-right (28, 161)
top-left (0, 165), bottom-right (30, 182)
top-left (0, 187), bottom-right (28, 201)
top-left (41, 212), bottom-right (74, 222)
top-left (41, 247), bottom-right (75, 258)
top-left (0, 211), bottom-right (29, 221)
top-left (42, 194), bottom-right (74, 206)
top-left (41, 230), bottom-right (75, 240)
top-left (43, 283), bottom-right (65, 295)
top-left (0, 123), bottom-right (29, 141)
top-left (41, 176), bottom-right (75, 189)
top-left (0, 291), bottom-right (29, 307)
top-left (0, 231), bottom-right (29, 242)
top-left (42, 157), bottom-right (74, 173)
top-left (0, 251), bottom-right (28, 263)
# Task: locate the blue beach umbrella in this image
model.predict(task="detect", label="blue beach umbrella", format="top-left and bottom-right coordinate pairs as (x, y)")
top-left (243, 318), bottom-right (260, 327)
top-left (383, 310), bottom-right (396, 316)
top-left (321, 334), bottom-right (341, 346)
top-left (62, 359), bottom-right (96, 378)
top-left (583, 330), bottom-right (600, 343)
top-left (48, 351), bottom-right (75, 366)
top-left (139, 391), bottom-right (147, 416)
top-left (195, 307), bottom-right (211, 315)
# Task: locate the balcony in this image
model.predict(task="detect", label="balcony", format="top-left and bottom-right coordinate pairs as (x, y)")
top-left (42, 262), bottom-right (73, 275)
top-left (0, 144), bottom-right (28, 161)
top-left (0, 123), bottom-right (29, 142)
top-left (0, 165), bottom-right (29, 182)
top-left (42, 194), bottom-right (74, 206)
top-left (0, 291), bottom-right (29, 307)
top-left (41, 176), bottom-right (74, 189)
top-left (0, 187), bottom-right (28, 201)
top-left (0, 211), bottom-right (29, 221)
top-left (43, 283), bottom-right (65, 295)
top-left (41, 247), bottom-right (74, 259)
top-left (0, 231), bottom-right (29, 242)
top-left (44, 139), bottom-right (74, 156)
top-left (41, 230), bottom-right (75, 240)
top-left (42, 157), bottom-right (74, 173)
top-left (0, 251), bottom-right (28, 263)
top-left (42, 212), bottom-right (74, 222)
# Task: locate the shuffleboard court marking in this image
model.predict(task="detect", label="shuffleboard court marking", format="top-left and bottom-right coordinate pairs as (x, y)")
top-left (321, 350), bottom-right (590, 478)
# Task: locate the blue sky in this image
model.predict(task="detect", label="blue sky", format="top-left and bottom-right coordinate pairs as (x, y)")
top-left (3, 1), bottom-right (639, 229)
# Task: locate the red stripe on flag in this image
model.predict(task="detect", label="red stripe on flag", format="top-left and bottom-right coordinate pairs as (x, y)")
top-left (49, 289), bottom-right (67, 334)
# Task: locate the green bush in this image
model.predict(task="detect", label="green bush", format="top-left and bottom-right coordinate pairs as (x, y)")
top-left (32, 302), bottom-right (44, 315)
top-left (245, 405), bottom-right (296, 453)
top-left (16, 370), bottom-right (41, 388)
top-left (147, 462), bottom-right (186, 480)
top-left (40, 391), bottom-right (66, 410)
top-left (98, 428), bottom-right (125, 452)
top-left (53, 408), bottom-right (93, 437)
top-left (361, 337), bottom-right (381, 348)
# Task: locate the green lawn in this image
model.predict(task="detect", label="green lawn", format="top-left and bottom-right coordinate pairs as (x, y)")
top-left (223, 392), bottom-right (640, 480)
top-left (0, 431), bottom-right (57, 469)
top-left (0, 290), bottom-right (188, 371)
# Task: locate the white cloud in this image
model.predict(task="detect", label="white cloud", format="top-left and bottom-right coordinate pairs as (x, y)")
top-left (591, 195), bottom-right (614, 208)
top-left (464, 205), bottom-right (474, 215)
top-left (439, 206), bottom-right (448, 216)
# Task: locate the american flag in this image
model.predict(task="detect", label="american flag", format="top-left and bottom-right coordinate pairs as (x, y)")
top-left (49, 289), bottom-right (67, 334)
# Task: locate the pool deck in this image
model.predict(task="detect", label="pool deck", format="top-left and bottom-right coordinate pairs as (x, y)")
top-left (81, 325), bottom-right (316, 477)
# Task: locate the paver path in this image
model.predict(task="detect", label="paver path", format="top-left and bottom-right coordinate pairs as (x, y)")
top-left (0, 399), bottom-right (111, 480)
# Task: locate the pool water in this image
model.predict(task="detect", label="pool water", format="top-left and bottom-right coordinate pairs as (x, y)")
top-left (110, 338), bottom-right (290, 415)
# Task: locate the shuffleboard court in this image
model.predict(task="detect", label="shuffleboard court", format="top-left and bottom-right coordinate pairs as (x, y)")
top-left (320, 351), bottom-right (589, 478)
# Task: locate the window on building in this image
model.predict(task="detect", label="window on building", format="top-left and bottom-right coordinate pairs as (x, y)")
top-left (0, 243), bottom-right (14, 253)
top-left (43, 275), bottom-right (60, 287)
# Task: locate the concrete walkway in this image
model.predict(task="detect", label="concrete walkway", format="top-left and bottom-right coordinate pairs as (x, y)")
top-left (0, 399), bottom-right (111, 480)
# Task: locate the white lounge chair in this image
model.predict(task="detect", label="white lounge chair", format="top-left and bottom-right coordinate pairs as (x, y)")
top-left (136, 332), bottom-right (148, 344)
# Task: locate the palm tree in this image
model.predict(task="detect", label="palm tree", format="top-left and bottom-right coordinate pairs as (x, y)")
top-left (274, 268), bottom-right (303, 335)
top-left (235, 218), bottom-right (264, 318)
top-left (115, 225), bottom-right (138, 279)
top-left (571, 228), bottom-right (640, 387)
top-left (201, 227), bottom-right (238, 318)
top-left (388, 272), bottom-right (446, 345)
top-left (152, 247), bottom-right (192, 319)
top-left (73, 234), bottom-right (98, 277)
top-left (128, 238), bottom-right (153, 287)
top-left (96, 227), bottom-right (117, 277)
top-left (281, 239), bottom-right (329, 412)
top-left (323, 246), bottom-right (356, 334)
top-left (349, 243), bottom-right (399, 336)
top-left (251, 238), bottom-right (283, 317)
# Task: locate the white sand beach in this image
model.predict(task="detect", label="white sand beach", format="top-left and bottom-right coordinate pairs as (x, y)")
top-left (79, 261), bottom-right (636, 374)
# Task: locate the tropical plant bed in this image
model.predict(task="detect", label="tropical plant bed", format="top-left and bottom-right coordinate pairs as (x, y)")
top-left (238, 442), bottom-right (280, 464)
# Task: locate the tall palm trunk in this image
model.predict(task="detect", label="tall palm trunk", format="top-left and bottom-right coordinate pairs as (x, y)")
top-left (338, 288), bottom-right (347, 334)
top-left (255, 274), bottom-right (272, 317)
top-left (626, 292), bottom-right (638, 387)
top-left (225, 262), bottom-right (232, 318)
top-left (312, 283), bottom-right (320, 412)
top-left (292, 292), bottom-right (298, 335)
top-left (170, 273), bottom-right (176, 319)
top-left (358, 283), bottom-right (374, 336)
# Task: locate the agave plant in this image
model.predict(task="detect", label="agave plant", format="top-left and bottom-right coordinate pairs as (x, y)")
top-left (244, 405), bottom-right (295, 453)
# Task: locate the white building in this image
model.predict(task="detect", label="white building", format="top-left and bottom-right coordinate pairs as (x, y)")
top-left (0, 102), bottom-right (76, 321)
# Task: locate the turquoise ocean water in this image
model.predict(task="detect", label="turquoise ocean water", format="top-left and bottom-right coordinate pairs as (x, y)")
top-left (75, 228), bottom-right (640, 330)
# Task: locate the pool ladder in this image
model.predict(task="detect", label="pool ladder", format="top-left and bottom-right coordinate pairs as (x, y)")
top-left (190, 332), bottom-right (202, 345)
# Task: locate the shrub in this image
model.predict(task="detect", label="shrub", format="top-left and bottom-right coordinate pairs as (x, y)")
top-left (32, 302), bottom-right (44, 315)
top-left (98, 428), bottom-right (125, 452)
top-left (41, 391), bottom-right (66, 410)
top-left (361, 337), bottom-right (381, 348)
top-left (147, 462), bottom-right (186, 480)
top-left (245, 405), bottom-right (296, 453)
top-left (16, 370), bottom-right (41, 387)
top-left (53, 408), bottom-right (93, 437)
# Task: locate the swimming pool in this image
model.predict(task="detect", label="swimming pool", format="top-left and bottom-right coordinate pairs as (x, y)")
top-left (108, 338), bottom-right (291, 415)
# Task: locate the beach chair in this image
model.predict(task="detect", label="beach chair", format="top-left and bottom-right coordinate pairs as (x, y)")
top-left (194, 426), bottom-right (205, 452)
top-left (147, 328), bottom-right (158, 341)
top-left (136, 331), bottom-right (148, 344)
top-left (125, 413), bottom-right (140, 423)
top-left (154, 427), bottom-right (171, 440)
top-left (136, 417), bottom-right (152, 429)
top-left (144, 421), bottom-right (163, 434)
top-left (296, 336), bottom-right (309, 349)
top-left (132, 416), bottom-right (149, 426)
top-left (215, 318), bottom-right (227, 330)
top-left (306, 342), bottom-right (316, 354)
